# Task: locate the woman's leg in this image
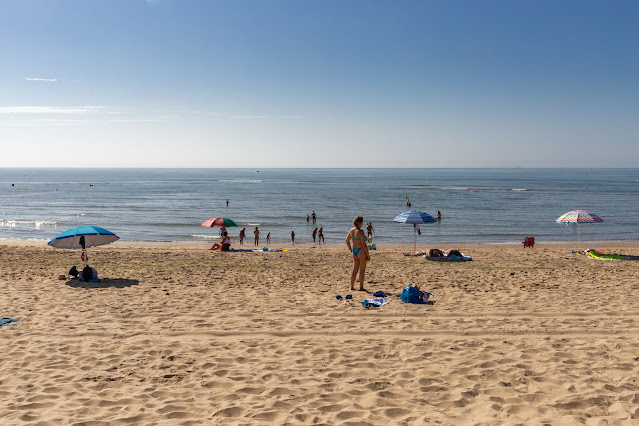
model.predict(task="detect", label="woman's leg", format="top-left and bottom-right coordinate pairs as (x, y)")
top-left (357, 250), bottom-right (367, 290)
top-left (350, 256), bottom-right (360, 290)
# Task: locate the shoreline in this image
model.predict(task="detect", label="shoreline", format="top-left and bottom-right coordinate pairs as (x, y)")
top-left (3, 238), bottom-right (639, 248)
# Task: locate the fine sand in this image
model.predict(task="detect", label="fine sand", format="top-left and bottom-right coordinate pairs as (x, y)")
top-left (1, 241), bottom-right (639, 425)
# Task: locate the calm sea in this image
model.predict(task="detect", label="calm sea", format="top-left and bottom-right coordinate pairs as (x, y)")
top-left (1, 168), bottom-right (638, 245)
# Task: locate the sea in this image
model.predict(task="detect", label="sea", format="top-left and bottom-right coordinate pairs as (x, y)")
top-left (1, 168), bottom-right (638, 246)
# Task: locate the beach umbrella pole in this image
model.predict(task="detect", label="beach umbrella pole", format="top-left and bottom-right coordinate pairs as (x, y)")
top-left (413, 225), bottom-right (417, 253)
top-left (578, 223), bottom-right (581, 250)
top-left (83, 249), bottom-right (88, 268)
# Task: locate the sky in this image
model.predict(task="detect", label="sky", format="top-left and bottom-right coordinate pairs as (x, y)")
top-left (1, 0), bottom-right (638, 168)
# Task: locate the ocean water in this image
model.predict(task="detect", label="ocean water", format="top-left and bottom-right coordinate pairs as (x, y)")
top-left (1, 168), bottom-right (638, 246)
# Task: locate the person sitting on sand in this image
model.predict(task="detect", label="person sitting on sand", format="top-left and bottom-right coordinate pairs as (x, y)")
top-left (346, 215), bottom-right (370, 291)
top-left (221, 231), bottom-right (231, 252)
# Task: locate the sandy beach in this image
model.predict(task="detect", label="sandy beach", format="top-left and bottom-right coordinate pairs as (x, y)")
top-left (1, 241), bottom-right (639, 424)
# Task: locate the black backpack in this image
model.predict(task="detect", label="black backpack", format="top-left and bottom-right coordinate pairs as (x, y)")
top-left (69, 266), bottom-right (79, 278)
top-left (82, 266), bottom-right (93, 282)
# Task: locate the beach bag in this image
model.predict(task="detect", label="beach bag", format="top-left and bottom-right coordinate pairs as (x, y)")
top-left (68, 266), bottom-right (79, 278)
top-left (82, 266), bottom-right (93, 282)
top-left (367, 236), bottom-right (376, 250)
top-left (399, 285), bottom-right (425, 304)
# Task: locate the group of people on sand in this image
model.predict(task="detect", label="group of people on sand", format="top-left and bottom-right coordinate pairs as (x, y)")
top-left (238, 227), bottom-right (270, 246)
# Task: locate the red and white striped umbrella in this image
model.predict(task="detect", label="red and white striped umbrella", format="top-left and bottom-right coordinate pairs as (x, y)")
top-left (556, 210), bottom-right (603, 224)
top-left (556, 210), bottom-right (603, 249)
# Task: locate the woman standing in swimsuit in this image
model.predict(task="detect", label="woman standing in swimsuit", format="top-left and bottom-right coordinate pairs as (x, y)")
top-left (345, 215), bottom-right (369, 291)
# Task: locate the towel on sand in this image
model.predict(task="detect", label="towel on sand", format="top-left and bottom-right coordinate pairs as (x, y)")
top-left (362, 298), bottom-right (389, 308)
top-left (0, 318), bottom-right (20, 327)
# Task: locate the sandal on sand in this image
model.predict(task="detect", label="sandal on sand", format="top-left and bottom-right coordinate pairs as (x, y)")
top-left (345, 294), bottom-right (353, 300)
top-left (336, 295), bottom-right (343, 301)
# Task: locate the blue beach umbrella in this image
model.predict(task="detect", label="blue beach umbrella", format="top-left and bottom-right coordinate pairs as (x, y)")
top-left (393, 210), bottom-right (437, 253)
top-left (48, 226), bottom-right (120, 267)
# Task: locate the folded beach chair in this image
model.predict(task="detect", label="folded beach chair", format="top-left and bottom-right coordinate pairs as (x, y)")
top-left (522, 236), bottom-right (535, 248)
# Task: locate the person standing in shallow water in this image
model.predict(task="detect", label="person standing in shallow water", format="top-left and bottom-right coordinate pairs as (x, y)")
top-left (346, 215), bottom-right (370, 291)
top-left (253, 226), bottom-right (260, 246)
top-left (318, 227), bottom-right (324, 245)
top-left (291, 230), bottom-right (295, 244)
top-left (239, 227), bottom-right (246, 245)
top-left (367, 222), bottom-right (374, 239)
top-left (312, 227), bottom-right (317, 244)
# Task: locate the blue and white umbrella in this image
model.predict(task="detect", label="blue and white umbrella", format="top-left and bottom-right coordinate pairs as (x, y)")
top-left (393, 210), bottom-right (437, 253)
top-left (48, 226), bottom-right (119, 267)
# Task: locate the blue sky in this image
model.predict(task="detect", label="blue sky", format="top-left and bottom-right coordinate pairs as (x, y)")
top-left (1, 0), bottom-right (638, 167)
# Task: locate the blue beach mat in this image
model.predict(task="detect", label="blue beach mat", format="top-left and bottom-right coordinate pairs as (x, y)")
top-left (0, 318), bottom-right (20, 327)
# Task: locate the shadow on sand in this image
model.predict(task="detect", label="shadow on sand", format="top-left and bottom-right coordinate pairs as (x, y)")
top-left (65, 278), bottom-right (140, 289)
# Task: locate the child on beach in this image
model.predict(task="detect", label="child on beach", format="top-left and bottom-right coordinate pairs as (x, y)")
top-left (239, 227), bottom-right (246, 245)
top-left (312, 228), bottom-right (317, 244)
top-left (318, 227), bottom-right (324, 244)
top-left (266, 232), bottom-right (271, 245)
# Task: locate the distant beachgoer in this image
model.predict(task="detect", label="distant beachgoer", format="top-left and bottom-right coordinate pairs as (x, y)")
top-left (312, 227), bottom-right (317, 244)
top-left (266, 232), bottom-right (271, 245)
top-left (221, 231), bottom-right (231, 251)
top-left (220, 225), bottom-right (227, 237)
top-left (239, 227), bottom-right (246, 245)
top-left (291, 231), bottom-right (295, 244)
top-left (306, 214), bottom-right (310, 223)
top-left (226, 199), bottom-right (229, 206)
top-left (311, 211), bottom-right (316, 223)
top-left (436, 211), bottom-right (442, 221)
top-left (346, 215), bottom-right (369, 291)
top-left (366, 222), bottom-right (374, 238)
top-left (318, 227), bottom-right (324, 244)
top-left (254, 226), bottom-right (260, 246)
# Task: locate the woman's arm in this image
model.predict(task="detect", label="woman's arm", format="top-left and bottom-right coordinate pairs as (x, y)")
top-left (345, 230), bottom-right (352, 251)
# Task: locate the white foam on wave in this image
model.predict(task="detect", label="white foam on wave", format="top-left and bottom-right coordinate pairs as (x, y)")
top-left (190, 234), bottom-right (221, 239)
top-left (0, 220), bottom-right (59, 228)
top-left (511, 188), bottom-right (528, 191)
top-left (218, 179), bottom-right (264, 183)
